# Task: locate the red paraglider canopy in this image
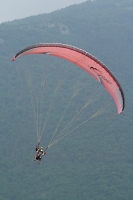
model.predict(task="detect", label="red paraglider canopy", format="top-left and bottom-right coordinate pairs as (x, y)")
top-left (12, 43), bottom-right (125, 114)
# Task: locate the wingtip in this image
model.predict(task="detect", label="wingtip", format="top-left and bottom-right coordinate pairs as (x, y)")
top-left (12, 57), bottom-right (15, 61)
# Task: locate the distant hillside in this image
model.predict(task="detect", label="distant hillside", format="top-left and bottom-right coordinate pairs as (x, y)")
top-left (0, 0), bottom-right (133, 199)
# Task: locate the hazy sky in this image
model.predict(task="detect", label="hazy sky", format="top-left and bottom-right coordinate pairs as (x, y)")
top-left (0, 0), bottom-right (86, 24)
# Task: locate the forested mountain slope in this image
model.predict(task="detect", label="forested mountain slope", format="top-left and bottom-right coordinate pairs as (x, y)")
top-left (0, 0), bottom-right (133, 199)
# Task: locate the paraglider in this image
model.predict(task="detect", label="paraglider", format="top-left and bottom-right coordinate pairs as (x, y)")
top-left (12, 43), bottom-right (125, 114)
top-left (12, 43), bottom-right (125, 163)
